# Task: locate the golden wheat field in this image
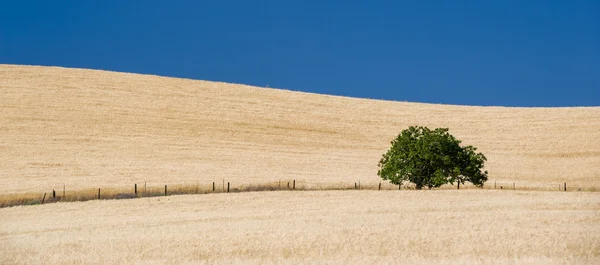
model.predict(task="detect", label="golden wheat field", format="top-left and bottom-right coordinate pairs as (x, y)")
top-left (1, 190), bottom-right (599, 264)
top-left (1, 65), bottom-right (600, 263)
top-left (1, 65), bottom-right (599, 194)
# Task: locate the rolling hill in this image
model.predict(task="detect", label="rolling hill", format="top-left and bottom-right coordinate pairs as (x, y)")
top-left (1, 64), bottom-right (599, 193)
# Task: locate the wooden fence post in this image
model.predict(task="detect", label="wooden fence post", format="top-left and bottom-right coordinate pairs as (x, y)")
top-left (458, 182), bottom-right (460, 190)
top-left (355, 183), bottom-right (357, 189)
top-left (165, 185), bottom-right (167, 196)
top-left (213, 182), bottom-right (215, 192)
top-left (145, 181), bottom-right (147, 193)
top-left (287, 182), bottom-right (290, 189)
top-left (53, 189), bottom-right (56, 199)
top-left (358, 181), bottom-right (360, 190)
top-left (564, 183), bottom-right (566, 191)
top-left (63, 184), bottom-right (65, 199)
top-left (135, 183), bottom-right (138, 196)
top-left (293, 180), bottom-right (295, 190)
top-left (227, 182), bottom-right (230, 193)
top-left (399, 184), bottom-right (401, 190)
top-left (98, 188), bottom-right (101, 200)
top-left (378, 183), bottom-right (381, 190)
top-left (41, 193), bottom-right (46, 204)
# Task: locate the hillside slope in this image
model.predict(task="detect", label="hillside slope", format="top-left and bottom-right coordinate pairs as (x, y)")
top-left (1, 65), bottom-right (598, 193)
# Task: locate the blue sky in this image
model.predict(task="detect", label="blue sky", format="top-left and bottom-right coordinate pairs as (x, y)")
top-left (1, 1), bottom-right (598, 106)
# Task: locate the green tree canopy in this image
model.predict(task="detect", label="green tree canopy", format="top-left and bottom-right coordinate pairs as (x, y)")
top-left (377, 126), bottom-right (488, 189)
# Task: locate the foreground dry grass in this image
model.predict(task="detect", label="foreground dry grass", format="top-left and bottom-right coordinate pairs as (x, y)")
top-left (1, 65), bottom-right (599, 194)
top-left (1, 190), bottom-right (598, 264)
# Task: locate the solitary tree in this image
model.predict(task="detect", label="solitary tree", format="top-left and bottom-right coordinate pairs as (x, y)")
top-left (377, 126), bottom-right (488, 189)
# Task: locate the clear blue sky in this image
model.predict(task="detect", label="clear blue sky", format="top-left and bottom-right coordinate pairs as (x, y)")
top-left (1, 1), bottom-right (598, 106)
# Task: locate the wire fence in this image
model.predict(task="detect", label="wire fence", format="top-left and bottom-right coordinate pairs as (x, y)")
top-left (0, 179), bottom-right (596, 208)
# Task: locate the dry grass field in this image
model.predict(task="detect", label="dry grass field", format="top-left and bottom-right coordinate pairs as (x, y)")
top-left (1, 65), bottom-right (599, 263)
top-left (1, 190), bottom-right (599, 264)
top-left (1, 64), bottom-right (599, 194)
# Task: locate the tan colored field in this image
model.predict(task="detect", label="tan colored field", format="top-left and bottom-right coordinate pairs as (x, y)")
top-left (1, 190), bottom-right (598, 264)
top-left (1, 65), bottom-right (600, 264)
top-left (1, 65), bottom-right (599, 194)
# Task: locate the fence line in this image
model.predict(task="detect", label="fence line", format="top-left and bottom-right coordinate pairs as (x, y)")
top-left (0, 180), bottom-right (596, 208)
